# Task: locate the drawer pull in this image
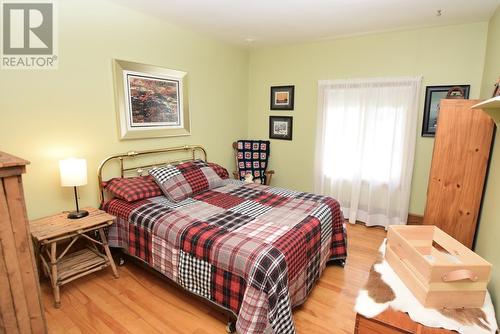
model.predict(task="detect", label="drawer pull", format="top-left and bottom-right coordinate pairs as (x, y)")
top-left (442, 269), bottom-right (478, 282)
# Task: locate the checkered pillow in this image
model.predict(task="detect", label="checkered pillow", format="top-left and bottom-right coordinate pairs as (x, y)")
top-left (105, 175), bottom-right (163, 202)
top-left (149, 160), bottom-right (224, 202)
top-left (207, 162), bottom-right (229, 179)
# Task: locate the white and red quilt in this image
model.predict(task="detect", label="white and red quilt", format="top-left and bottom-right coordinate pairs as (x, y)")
top-left (103, 180), bottom-right (347, 333)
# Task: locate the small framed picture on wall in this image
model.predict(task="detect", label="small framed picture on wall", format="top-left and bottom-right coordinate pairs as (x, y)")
top-left (270, 85), bottom-right (294, 110)
top-left (269, 116), bottom-right (293, 140)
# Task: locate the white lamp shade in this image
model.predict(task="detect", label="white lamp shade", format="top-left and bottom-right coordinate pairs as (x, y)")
top-left (59, 158), bottom-right (87, 187)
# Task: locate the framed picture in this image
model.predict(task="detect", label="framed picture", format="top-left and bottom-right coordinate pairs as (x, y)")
top-left (270, 85), bottom-right (294, 110)
top-left (422, 85), bottom-right (470, 137)
top-left (269, 116), bottom-right (293, 140)
top-left (113, 59), bottom-right (190, 140)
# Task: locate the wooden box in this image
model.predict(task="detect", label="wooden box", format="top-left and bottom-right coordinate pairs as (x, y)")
top-left (386, 225), bottom-right (491, 309)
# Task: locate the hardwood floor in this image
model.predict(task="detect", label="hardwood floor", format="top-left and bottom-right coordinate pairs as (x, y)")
top-left (41, 223), bottom-right (386, 334)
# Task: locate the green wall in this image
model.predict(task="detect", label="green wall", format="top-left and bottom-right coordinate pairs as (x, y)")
top-left (247, 22), bottom-right (488, 215)
top-left (476, 5), bottom-right (500, 324)
top-left (0, 0), bottom-right (249, 219)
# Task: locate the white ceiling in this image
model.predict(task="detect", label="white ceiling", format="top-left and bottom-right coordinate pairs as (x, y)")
top-left (114, 0), bottom-right (500, 46)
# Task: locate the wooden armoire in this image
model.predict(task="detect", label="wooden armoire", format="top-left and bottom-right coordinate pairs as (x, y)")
top-left (423, 99), bottom-right (495, 249)
top-left (0, 152), bottom-right (46, 333)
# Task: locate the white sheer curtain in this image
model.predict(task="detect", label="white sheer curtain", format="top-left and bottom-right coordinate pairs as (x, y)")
top-left (314, 76), bottom-right (422, 228)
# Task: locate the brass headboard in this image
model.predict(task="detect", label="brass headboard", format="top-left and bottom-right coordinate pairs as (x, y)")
top-left (97, 145), bottom-right (207, 203)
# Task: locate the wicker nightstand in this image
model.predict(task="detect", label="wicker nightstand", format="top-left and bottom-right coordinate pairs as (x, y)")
top-left (30, 207), bottom-right (119, 308)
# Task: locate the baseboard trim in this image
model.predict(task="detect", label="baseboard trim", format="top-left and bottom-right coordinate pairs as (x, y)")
top-left (407, 213), bottom-right (424, 225)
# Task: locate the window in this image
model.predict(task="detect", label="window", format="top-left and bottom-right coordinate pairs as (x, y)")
top-left (314, 77), bottom-right (422, 228)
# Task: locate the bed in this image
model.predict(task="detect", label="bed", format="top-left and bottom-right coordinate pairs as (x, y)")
top-left (98, 145), bottom-right (347, 334)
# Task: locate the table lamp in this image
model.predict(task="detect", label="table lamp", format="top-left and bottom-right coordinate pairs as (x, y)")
top-left (59, 158), bottom-right (89, 219)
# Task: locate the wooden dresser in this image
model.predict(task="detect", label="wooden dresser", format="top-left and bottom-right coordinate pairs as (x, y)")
top-left (355, 309), bottom-right (455, 333)
top-left (423, 99), bottom-right (495, 248)
top-left (0, 152), bottom-right (46, 333)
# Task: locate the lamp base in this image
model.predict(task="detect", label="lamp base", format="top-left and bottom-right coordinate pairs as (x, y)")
top-left (67, 210), bottom-right (89, 219)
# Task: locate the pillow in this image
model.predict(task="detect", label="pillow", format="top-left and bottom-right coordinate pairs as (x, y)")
top-left (149, 160), bottom-right (224, 202)
top-left (207, 162), bottom-right (229, 179)
top-left (105, 175), bottom-right (162, 202)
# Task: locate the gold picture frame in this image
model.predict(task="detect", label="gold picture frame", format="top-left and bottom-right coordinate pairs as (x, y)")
top-left (113, 59), bottom-right (190, 140)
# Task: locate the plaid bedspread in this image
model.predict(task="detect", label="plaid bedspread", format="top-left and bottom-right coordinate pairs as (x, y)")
top-left (103, 180), bottom-right (346, 334)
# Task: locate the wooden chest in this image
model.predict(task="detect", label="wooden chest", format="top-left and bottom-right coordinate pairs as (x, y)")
top-left (386, 225), bottom-right (491, 309)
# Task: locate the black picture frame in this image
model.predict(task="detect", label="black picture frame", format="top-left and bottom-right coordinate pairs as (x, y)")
top-left (422, 85), bottom-right (470, 137)
top-left (269, 116), bottom-right (293, 140)
top-left (270, 85), bottom-right (294, 110)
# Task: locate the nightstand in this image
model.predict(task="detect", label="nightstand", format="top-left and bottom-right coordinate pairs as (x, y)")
top-left (30, 207), bottom-right (119, 308)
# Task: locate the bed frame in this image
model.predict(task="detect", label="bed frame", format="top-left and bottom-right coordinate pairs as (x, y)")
top-left (97, 145), bottom-right (207, 203)
top-left (97, 145), bottom-right (237, 333)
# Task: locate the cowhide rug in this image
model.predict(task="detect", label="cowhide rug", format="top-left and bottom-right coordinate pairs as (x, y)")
top-left (355, 240), bottom-right (499, 334)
